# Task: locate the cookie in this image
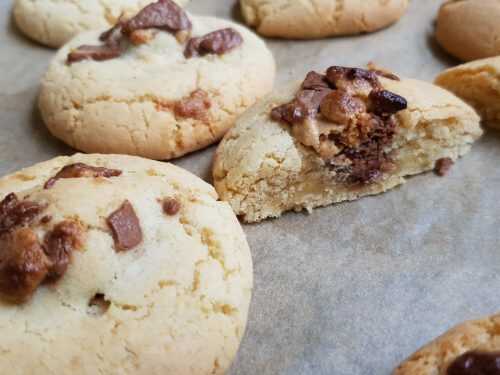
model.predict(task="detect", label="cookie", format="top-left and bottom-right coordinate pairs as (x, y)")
top-left (436, 0), bottom-right (500, 62)
top-left (240, 0), bottom-right (409, 39)
top-left (39, 0), bottom-right (276, 160)
top-left (393, 314), bottom-right (500, 375)
top-left (435, 56), bottom-right (500, 130)
top-left (0, 153), bottom-right (253, 374)
top-left (213, 66), bottom-right (482, 222)
top-left (13, 0), bottom-right (188, 48)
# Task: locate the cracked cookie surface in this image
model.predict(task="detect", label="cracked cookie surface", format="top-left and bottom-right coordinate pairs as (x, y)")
top-left (39, 15), bottom-right (276, 160)
top-left (13, 0), bottom-right (188, 48)
top-left (213, 69), bottom-right (482, 223)
top-left (393, 314), bottom-right (500, 375)
top-left (435, 56), bottom-right (500, 130)
top-left (240, 0), bottom-right (409, 39)
top-left (436, 0), bottom-right (500, 62)
top-left (0, 153), bottom-right (253, 375)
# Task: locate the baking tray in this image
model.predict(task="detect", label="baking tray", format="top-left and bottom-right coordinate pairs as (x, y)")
top-left (1, 1), bottom-right (500, 374)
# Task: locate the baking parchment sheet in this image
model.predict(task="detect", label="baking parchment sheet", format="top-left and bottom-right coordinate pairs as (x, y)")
top-left (1, 1), bottom-right (500, 374)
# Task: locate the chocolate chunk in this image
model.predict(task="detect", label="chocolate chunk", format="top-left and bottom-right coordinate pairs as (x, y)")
top-left (0, 193), bottom-right (46, 236)
top-left (271, 88), bottom-right (332, 124)
top-left (174, 89), bottom-right (211, 120)
top-left (447, 351), bottom-right (500, 375)
top-left (369, 89), bottom-right (408, 116)
top-left (40, 215), bottom-right (52, 224)
top-left (162, 198), bottom-right (181, 216)
top-left (301, 71), bottom-right (331, 91)
top-left (100, 22), bottom-right (124, 48)
top-left (43, 221), bottom-right (83, 282)
top-left (122, 0), bottom-right (191, 36)
top-left (107, 200), bottom-right (143, 252)
top-left (67, 45), bottom-right (122, 64)
top-left (326, 66), bottom-right (381, 94)
top-left (44, 163), bottom-right (122, 189)
top-left (320, 90), bottom-right (367, 124)
top-left (0, 228), bottom-right (50, 303)
top-left (326, 66), bottom-right (378, 87)
top-left (184, 28), bottom-right (243, 58)
top-left (435, 157), bottom-right (454, 177)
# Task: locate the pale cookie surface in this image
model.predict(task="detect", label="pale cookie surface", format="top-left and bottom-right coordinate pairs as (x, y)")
top-left (13, 0), bottom-right (188, 48)
top-left (436, 0), bottom-right (500, 62)
top-left (0, 153), bottom-right (252, 375)
top-left (240, 0), bottom-right (409, 39)
top-left (436, 56), bottom-right (500, 130)
top-left (393, 314), bottom-right (500, 375)
top-left (213, 72), bottom-right (482, 223)
top-left (39, 16), bottom-right (276, 160)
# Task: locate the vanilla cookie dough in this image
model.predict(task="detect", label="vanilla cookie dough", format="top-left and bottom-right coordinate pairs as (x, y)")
top-left (436, 0), bottom-right (500, 62)
top-left (393, 314), bottom-right (500, 375)
top-left (213, 66), bottom-right (482, 223)
top-left (436, 56), bottom-right (500, 129)
top-left (39, 1), bottom-right (276, 160)
top-left (13, 0), bottom-right (188, 48)
top-left (0, 153), bottom-right (253, 374)
top-left (240, 0), bottom-right (409, 39)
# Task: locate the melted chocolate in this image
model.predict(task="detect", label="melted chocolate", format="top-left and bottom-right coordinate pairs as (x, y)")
top-left (448, 351), bottom-right (500, 375)
top-left (0, 193), bottom-right (46, 236)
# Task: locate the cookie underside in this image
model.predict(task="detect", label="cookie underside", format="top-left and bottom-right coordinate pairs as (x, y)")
top-left (213, 78), bottom-right (481, 223)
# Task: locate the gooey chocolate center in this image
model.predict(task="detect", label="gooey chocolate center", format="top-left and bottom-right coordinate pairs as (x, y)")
top-left (271, 66), bottom-right (408, 185)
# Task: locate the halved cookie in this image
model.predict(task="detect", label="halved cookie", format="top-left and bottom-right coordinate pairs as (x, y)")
top-left (13, 0), bottom-right (189, 48)
top-left (436, 0), bottom-right (500, 62)
top-left (213, 66), bottom-right (482, 222)
top-left (436, 56), bottom-right (500, 130)
top-left (240, 0), bottom-right (409, 39)
top-left (394, 314), bottom-right (500, 375)
top-left (39, 0), bottom-right (276, 160)
top-left (0, 153), bottom-right (252, 374)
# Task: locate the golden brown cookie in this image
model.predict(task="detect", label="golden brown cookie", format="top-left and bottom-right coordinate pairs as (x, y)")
top-left (436, 0), bottom-right (500, 62)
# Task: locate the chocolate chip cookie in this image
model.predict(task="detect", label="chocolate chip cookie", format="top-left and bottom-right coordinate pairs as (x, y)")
top-left (394, 314), bottom-right (500, 375)
top-left (240, 0), bottom-right (409, 39)
top-left (39, 0), bottom-right (276, 160)
top-left (13, 0), bottom-right (189, 48)
top-left (213, 66), bottom-right (482, 222)
top-left (436, 56), bottom-right (500, 129)
top-left (436, 0), bottom-right (500, 62)
top-left (0, 153), bottom-right (253, 374)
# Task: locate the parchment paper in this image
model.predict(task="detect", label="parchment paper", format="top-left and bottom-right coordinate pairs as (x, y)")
top-left (1, 1), bottom-right (500, 374)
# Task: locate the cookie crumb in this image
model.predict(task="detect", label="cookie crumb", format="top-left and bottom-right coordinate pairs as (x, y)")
top-left (434, 157), bottom-right (454, 176)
